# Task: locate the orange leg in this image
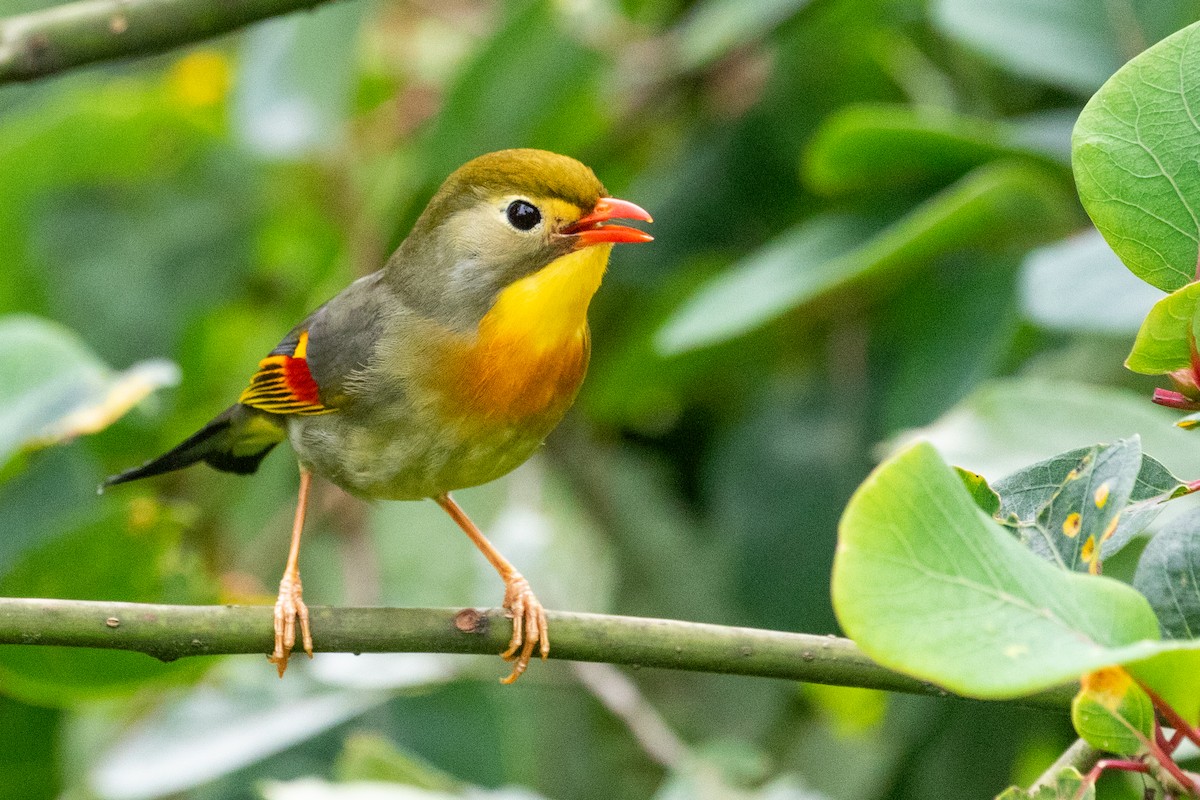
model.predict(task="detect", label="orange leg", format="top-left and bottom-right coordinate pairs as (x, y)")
top-left (268, 467), bottom-right (314, 677)
top-left (435, 493), bottom-right (549, 684)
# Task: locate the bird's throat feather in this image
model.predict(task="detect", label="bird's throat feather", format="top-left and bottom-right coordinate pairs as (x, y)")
top-left (441, 244), bottom-right (611, 420)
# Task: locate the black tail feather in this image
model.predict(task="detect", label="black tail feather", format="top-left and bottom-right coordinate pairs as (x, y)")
top-left (103, 405), bottom-right (283, 489)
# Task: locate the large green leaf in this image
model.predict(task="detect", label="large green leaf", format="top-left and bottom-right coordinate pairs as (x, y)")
top-left (934, 0), bottom-right (1198, 95)
top-left (897, 379), bottom-right (1200, 480)
top-left (833, 442), bottom-right (1163, 698)
top-left (0, 315), bottom-right (178, 471)
top-left (658, 163), bottom-right (1074, 354)
top-left (804, 104), bottom-right (1068, 197)
top-left (1020, 229), bottom-right (1164, 335)
top-left (654, 214), bottom-right (876, 355)
top-left (91, 662), bottom-right (390, 799)
top-left (1073, 20), bottom-right (1200, 291)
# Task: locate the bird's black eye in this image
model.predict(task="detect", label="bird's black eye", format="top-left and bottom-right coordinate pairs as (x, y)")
top-left (506, 199), bottom-right (541, 231)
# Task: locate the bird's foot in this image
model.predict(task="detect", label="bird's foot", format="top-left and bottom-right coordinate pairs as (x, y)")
top-left (268, 570), bottom-right (312, 677)
top-left (498, 573), bottom-right (549, 684)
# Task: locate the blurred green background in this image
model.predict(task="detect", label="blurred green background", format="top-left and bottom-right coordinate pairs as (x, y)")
top-left (3, 0), bottom-right (1199, 797)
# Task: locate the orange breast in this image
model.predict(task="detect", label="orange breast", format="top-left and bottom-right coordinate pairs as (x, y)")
top-left (432, 244), bottom-right (611, 425)
top-left (442, 327), bottom-right (590, 422)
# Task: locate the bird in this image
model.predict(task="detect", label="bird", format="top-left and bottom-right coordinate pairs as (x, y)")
top-left (103, 149), bottom-right (653, 683)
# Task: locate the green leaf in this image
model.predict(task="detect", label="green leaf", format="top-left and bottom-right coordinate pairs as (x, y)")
top-left (673, 0), bottom-right (812, 72)
top-left (803, 104), bottom-right (1068, 197)
top-left (334, 733), bottom-right (460, 791)
top-left (993, 440), bottom-right (1186, 569)
top-left (658, 163), bottom-right (1075, 354)
top-left (1020, 229), bottom-right (1164, 335)
top-left (996, 767), bottom-right (1094, 800)
top-left (897, 378), bottom-right (1200, 480)
top-left (958, 467), bottom-right (1001, 516)
top-left (261, 779), bottom-right (547, 799)
top-left (833, 442), bottom-right (1163, 699)
top-left (234, 2), bottom-right (365, 157)
top-left (1029, 440), bottom-right (1138, 572)
top-left (934, 0), bottom-right (1198, 95)
top-left (1126, 281), bottom-right (1200, 374)
top-left (654, 215), bottom-right (876, 355)
top-left (0, 315), bottom-right (179, 471)
top-left (1073, 20), bottom-right (1200, 291)
top-left (92, 663), bottom-right (391, 798)
top-left (1133, 510), bottom-right (1200, 639)
top-left (1071, 668), bottom-right (1154, 755)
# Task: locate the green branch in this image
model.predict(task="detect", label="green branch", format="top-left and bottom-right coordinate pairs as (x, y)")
top-left (0, 597), bottom-right (1074, 708)
top-left (0, 0), bottom-right (342, 84)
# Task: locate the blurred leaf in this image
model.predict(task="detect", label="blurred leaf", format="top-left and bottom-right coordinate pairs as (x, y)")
top-left (90, 662), bottom-right (391, 800)
top-left (0, 696), bottom-right (59, 800)
top-left (673, 0), bottom-right (812, 72)
top-left (32, 177), bottom-right (256, 367)
top-left (334, 733), bottom-right (460, 791)
top-left (0, 315), bottom-right (178, 472)
top-left (1070, 667), bottom-right (1153, 755)
top-left (0, 448), bottom-right (100, 575)
top-left (872, 251), bottom-right (1021, 433)
top-left (1133, 509), bottom-right (1200, 639)
top-left (1125, 281), bottom-right (1200, 375)
top-left (996, 767), bottom-right (1093, 800)
top-left (261, 778), bottom-right (547, 799)
top-left (833, 442), bottom-right (1163, 698)
top-left (803, 104), bottom-right (1068, 197)
top-left (1020, 229), bottom-right (1165, 335)
top-left (897, 378), bottom-right (1200, 480)
top-left (654, 741), bottom-right (828, 800)
top-left (0, 500), bottom-right (213, 707)
top-left (234, 2), bottom-right (365, 157)
top-left (803, 684), bottom-right (888, 738)
top-left (658, 162), bottom-right (1074, 354)
top-left (655, 214), bottom-right (874, 354)
top-left (1073, 19), bottom-right (1200, 291)
top-left (992, 439), bottom-right (1187, 568)
top-left (933, 0), bottom-right (1199, 94)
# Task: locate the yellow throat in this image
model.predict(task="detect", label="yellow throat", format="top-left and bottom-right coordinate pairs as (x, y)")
top-left (442, 243), bottom-right (613, 421)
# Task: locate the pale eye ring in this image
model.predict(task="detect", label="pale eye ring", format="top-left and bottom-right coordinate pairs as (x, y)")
top-left (506, 199), bottom-right (542, 231)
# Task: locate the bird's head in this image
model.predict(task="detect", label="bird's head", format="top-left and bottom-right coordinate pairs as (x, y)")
top-left (390, 149), bottom-right (652, 329)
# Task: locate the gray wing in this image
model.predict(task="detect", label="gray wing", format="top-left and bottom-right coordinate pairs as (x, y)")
top-left (269, 271), bottom-right (393, 408)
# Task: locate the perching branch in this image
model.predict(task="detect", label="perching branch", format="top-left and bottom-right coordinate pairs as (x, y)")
top-left (0, 0), bottom-right (342, 84)
top-left (0, 597), bottom-right (1074, 709)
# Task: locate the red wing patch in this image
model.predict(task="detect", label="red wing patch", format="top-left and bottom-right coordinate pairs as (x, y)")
top-left (238, 331), bottom-right (335, 416)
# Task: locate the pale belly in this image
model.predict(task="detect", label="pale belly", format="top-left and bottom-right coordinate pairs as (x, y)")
top-left (285, 389), bottom-right (575, 501)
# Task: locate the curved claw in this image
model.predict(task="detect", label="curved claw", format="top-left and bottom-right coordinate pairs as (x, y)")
top-left (498, 574), bottom-right (550, 684)
top-left (268, 571), bottom-right (312, 677)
